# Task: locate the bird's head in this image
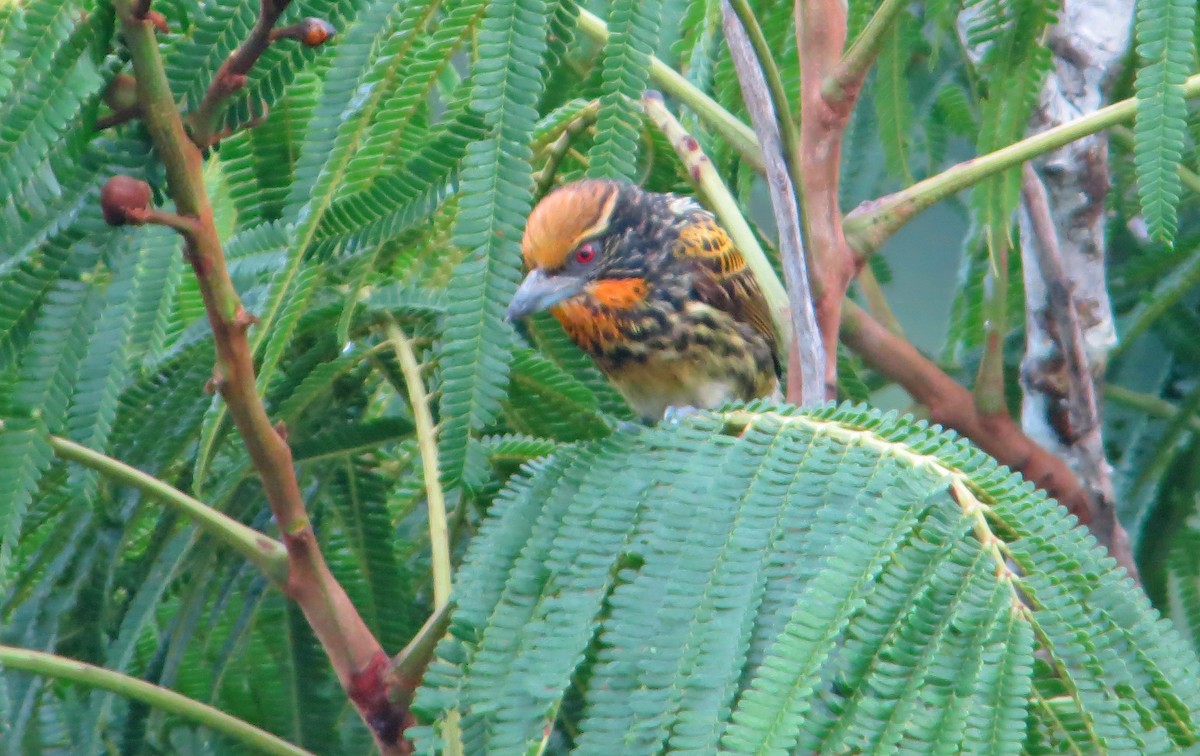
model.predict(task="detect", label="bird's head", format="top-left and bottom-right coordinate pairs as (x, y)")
top-left (507, 180), bottom-right (654, 324)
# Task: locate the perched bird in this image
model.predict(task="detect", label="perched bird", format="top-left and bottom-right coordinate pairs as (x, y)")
top-left (507, 179), bottom-right (780, 421)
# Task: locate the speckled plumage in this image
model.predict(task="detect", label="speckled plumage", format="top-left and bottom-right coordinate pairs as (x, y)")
top-left (513, 179), bottom-right (780, 421)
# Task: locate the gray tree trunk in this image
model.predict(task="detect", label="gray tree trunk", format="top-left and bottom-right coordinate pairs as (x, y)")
top-left (1017, 0), bottom-right (1135, 577)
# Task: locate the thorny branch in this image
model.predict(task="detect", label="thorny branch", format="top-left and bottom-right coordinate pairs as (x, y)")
top-left (109, 1), bottom-right (413, 751)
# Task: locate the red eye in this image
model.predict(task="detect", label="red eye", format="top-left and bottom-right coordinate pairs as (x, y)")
top-left (575, 243), bottom-right (597, 264)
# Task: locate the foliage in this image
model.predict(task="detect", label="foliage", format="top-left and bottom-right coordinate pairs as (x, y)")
top-left (415, 404), bottom-right (1200, 753)
top-left (0, 0), bottom-right (1198, 751)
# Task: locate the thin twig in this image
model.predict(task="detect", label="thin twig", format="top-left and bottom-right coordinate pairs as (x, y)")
top-left (187, 0), bottom-right (296, 148)
top-left (724, 0), bottom-right (804, 194)
top-left (48, 435), bottom-right (289, 584)
top-left (385, 322), bottom-right (452, 609)
top-left (722, 4), bottom-right (823, 406)
top-left (843, 72), bottom-right (1200, 259)
top-left (0, 645), bottom-right (313, 756)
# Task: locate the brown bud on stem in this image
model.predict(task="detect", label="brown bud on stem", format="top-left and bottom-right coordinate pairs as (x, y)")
top-left (270, 18), bottom-right (336, 47)
top-left (103, 74), bottom-right (139, 113)
top-left (100, 176), bottom-right (153, 226)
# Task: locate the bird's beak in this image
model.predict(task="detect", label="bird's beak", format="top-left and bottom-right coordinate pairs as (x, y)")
top-left (506, 269), bottom-right (584, 320)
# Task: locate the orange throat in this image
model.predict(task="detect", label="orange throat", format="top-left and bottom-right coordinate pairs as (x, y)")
top-left (550, 278), bottom-right (647, 353)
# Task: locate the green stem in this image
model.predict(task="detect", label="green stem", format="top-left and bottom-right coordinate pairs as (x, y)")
top-left (48, 435), bottom-right (289, 584)
top-left (973, 236), bottom-right (1009, 415)
top-left (385, 322), bottom-right (452, 608)
top-left (0, 645), bottom-right (311, 756)
top-left (822, 0), bottom-right (909, 103)
top-left (576, 8), bottom-right (763, 172)
top-left (642, 92), bottom-right (791, 344)
top-left (1105, 384), bottom-right (1200, 433)
top-left (843, 72), bottom-right (1200, 258)
top-left (856, 264), bottom-right (903, 337)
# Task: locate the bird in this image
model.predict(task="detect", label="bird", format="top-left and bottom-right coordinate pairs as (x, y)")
top-left (506, 179), bottom-right (780, 422)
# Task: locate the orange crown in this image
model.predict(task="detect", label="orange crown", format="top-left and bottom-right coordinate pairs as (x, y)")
top-left (521, 180), bottom-right (620, 270)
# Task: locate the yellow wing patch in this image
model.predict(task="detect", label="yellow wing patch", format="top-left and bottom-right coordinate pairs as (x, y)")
top-left (674, 216), bottom-right (747, 278)
top-left (522, 180), bottom-right (620, 270)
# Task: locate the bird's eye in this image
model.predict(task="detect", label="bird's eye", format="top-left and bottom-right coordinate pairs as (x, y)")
top-left (575, 243), bottom-right (597, 265)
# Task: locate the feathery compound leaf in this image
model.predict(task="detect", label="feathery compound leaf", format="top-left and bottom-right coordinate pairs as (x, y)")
top-left (1133, 0), bottom-right (1197, 245)
top-left (966, 0), bottom-right (1056, 246)
top-left (436, 0), bottom-right (554, 489)
top-left (417, 403), bottom-right (1200, 751)
top-left (588, 0), bottom-right (663, 180)
top-left (872, 9), bottom-right (917, 183)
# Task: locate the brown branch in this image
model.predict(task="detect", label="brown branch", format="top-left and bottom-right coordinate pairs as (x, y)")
top-left (187, 0), bottom-right (331, 148)
top-left (722, 3), bottom-right (823, 407)
top-left (840, 300), bottom-right (1136, 573)
top-left (840, 301), bottom-right (1090, 516)
top-left (821, 0), bottom-right (908, 104)
top-left (112, 2), bottom-right (411, 751)
top-left (795, 0), bottom-right (860, 398)
top-left (1020, 165), bottom-right (1135, 579)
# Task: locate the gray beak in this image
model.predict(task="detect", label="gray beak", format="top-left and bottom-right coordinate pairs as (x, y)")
top-left (506, 269), bottom-right (585, 320)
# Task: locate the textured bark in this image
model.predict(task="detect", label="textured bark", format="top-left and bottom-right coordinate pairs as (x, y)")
top-left (1017, 0), bottom-right (1135, 577)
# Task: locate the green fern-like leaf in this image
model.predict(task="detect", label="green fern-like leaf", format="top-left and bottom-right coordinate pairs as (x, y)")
top-left (1133, 0), bottom-right (1197, 245)
top-left (435, 0), bottom-right (554, 488)
top-left (872, 10), bottom-right (917, 183)
top-left (588, 0), bottom-right (663, 180)
top-left (415, 403), bottom-right (1200, 752)
top-left (966, 0), bottom-right (1057, 247)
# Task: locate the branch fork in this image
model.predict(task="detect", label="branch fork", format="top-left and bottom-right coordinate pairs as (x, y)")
top-left (185, 0), bottom-right (334, 148)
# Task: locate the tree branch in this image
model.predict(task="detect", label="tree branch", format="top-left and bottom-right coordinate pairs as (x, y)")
top-left (794, 0), bottom-right (859, 398)
top-left (843, 72), bottom-right (1200, 259)
top-left (187, 1), bottom-right (333, 148)
top-left (821, 0), bottom-right (909, 104)
top-left (0, 645), bottom-right (313, 756)
top-left (838, 299), bottom-right (1143, 579)
top-left (48, 434), bottom-right (289, 584)
top-left (722, 3), bottom-right (823, 406)
top-left (112, 2), bottom-right (409, 750)
top-left (386, 322), bottom-right (452, 608)
top-left (1021, 164), bottom-right (1134, 578)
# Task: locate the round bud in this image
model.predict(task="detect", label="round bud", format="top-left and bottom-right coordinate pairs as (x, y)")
top-left (103, 74), bottom-right (139, 113)
top-left (300, 18), bottom-right (336, 47)
top-left (100, 176), bottom-right (152, 226)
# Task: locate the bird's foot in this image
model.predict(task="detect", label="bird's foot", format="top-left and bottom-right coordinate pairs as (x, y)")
top-left (661, 405), bottom-right (701, 426)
